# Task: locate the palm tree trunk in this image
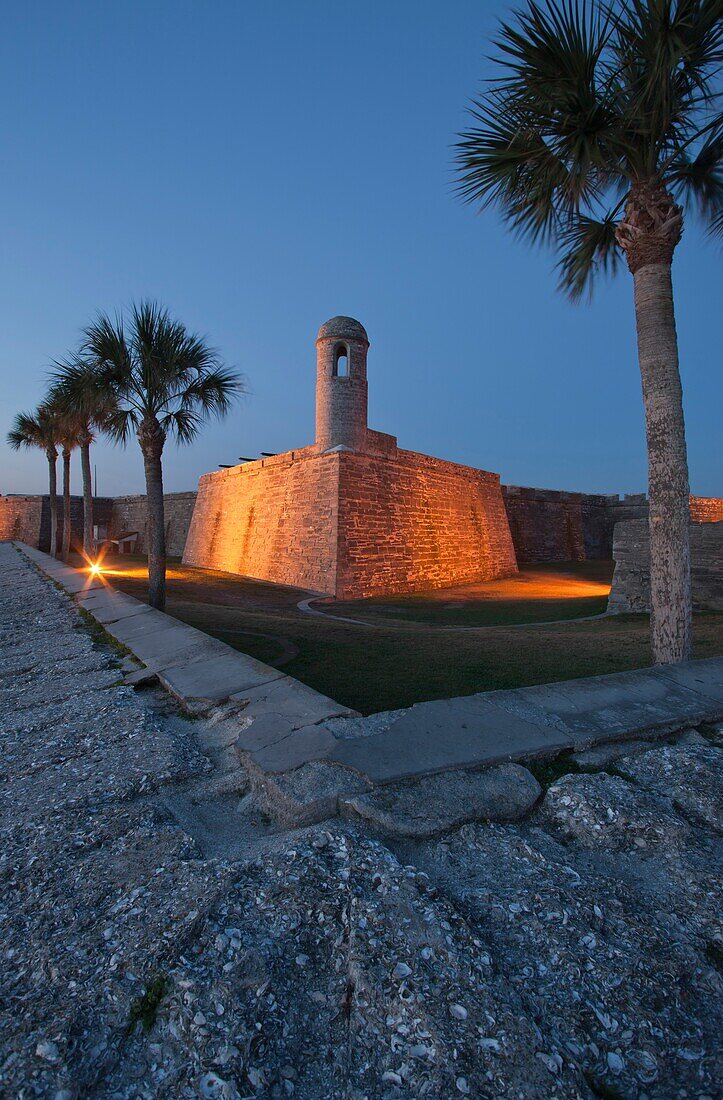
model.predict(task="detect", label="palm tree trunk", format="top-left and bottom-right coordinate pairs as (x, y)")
top-left (46, 449), bottom-right (58, 558)
top-left (139, 418), bottom-right (167, 611)
top-left (80, 434), bottom-right (94, 557)
top-left (632, 262), bottom-right (692, 664)
top-left (61, 446), bottom-right (72, 562)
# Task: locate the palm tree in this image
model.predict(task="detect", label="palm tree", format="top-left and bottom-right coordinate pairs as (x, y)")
top-left (58, 422), bottom-right (78, 563)
top-left (454, 0), bottom-right (722, 665)
top-left (49, 361), bottom-right (116, 559)
top-left (7, 406), bottom-right (62, 557)
top-left (77, 300), bottom-right (243, 610)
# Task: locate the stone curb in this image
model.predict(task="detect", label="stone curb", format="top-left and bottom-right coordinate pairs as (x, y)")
top-left (13, 541), bottom-right (355, 729)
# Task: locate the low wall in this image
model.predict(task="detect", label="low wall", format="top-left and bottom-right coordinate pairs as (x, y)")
top-left (690, 497), bottom-right (723, 523)
top-left (502, 486), bottom-right (620, 562)
top-left (0, 495), bottom-right (114, 553)
top-left (609, 519), bottom-right (723, 612)
top-left (4, 482), bottom-right (721, 582)
top-left (0, 496), bottom-right (45, 547)
top-left (502, 488), bottom-right (722, 564)
top-left (108, 492), bottom-right (197, 557)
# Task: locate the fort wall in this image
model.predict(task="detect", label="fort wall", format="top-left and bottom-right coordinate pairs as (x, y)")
top-left (501, 487), bottom-right (720, 563)
top-left (108, 492), bottom-right (197, 557)
top-left (501, 486), bottom-right (617, 562)
top-left (609, 519), bottom-right (723, 612)
top-left (0, 495), bottom-right (114, 553)
top-left (182, 449), bottom-right (341, 593)
top-left (182, 446), bottom-right (517, 598)
top-left (689, 496), bottom-right (723, 523)
top-left (0, 496), bottom-right (45, 547)
top-left (4, 486), bottom-right (722, 587)
top-left (336, 449), bottom-right (517, 599)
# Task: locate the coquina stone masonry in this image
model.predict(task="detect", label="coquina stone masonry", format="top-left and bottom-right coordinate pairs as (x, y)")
top-left (108, 492), bottom-right (198, 557)
top-left (183, 317), bottom-right (517, 598)
top-left (609, 519), bottom-right (723, 612)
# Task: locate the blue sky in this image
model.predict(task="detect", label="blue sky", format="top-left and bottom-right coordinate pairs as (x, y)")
top-left (1, 0), bottom-right (720, 498)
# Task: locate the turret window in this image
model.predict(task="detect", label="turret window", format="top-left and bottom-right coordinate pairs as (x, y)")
top-left (333, 343), bottom-right (349, 377)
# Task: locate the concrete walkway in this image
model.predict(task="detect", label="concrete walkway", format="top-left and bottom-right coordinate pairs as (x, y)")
top-left (14, 542), bottom-right (723, 820)
top-left (14, 543), bottom-right (354, 728)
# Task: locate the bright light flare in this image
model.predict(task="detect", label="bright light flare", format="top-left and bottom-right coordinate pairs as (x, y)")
top-left (89, 562), bottom-right (103, 576)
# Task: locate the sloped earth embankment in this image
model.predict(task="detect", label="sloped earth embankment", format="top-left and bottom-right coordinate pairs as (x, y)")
top-left (0, 543), bottom-right (721, 1099)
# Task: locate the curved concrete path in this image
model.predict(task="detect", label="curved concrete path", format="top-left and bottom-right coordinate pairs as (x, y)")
top-left (297, 595), bottom-right (611, 631)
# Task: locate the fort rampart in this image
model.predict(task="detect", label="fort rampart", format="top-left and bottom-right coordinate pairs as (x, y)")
top-left (3, 489), bottom-right (721, 585)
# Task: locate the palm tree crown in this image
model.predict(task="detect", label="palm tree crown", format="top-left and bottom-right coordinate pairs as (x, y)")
top-left (77, 300), bottom-right (243, 447)
top-left (48, 363), bottom-right (119, 559)
top-left (7, 405), bottom-right (60, 457)
top-left (68, 299), bottom-right (243, 610)
top-left (455, 0), bottom-right (722, 297)
top-left (7, 404), bottom-right (62, 557)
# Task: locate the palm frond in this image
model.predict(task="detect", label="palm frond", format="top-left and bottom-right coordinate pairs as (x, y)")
top-left (707, 204), bottom-right (723, 237)
top-left (455, 0), bottom-right (722, 299)
top-left (556, 211), bottom-right (622, 298)
top-left (456, 95), bottom-right (593, 243)
top-left (178, 367), bottom-right (245, 415)
top-left (456, 1), bottom-right (626, 246)
top-left (49, 355), bottom-right (121, 438)
top-left (610, 0), bottom-right (723, 171)
top-left (54, 300), bottom-right (242, 450)
top-left (667, 130), bottom-right (723, 223)
top-left (494, 0), bottom-right (610, 110)
top-left (103, 406), bottom-right (138, 445)
top-left (6, 406), bottom-right (60, 453)
top-left (160, 407), bottom-right (205, 445)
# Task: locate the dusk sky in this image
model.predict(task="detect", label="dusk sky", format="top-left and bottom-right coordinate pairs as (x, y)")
top-left (1, 0), bottom-right (720, 499)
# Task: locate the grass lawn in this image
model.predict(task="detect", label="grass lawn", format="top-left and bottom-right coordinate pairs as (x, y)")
top-left (328, 560), bottom-right (614, 626)
top-left (93, 554), bottom-right (723, 715)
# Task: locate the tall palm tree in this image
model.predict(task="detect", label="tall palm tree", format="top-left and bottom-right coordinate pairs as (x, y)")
top-left (58, 422), bottom-right (78, 563)
top-left (49, 361), bottom-right (116, 558)
top-left (77, 300), bottom-right (243, 610)
top-left (7, 406), bottom-right (62, 557)
top-left (454, 0), bottom-right (722, 665)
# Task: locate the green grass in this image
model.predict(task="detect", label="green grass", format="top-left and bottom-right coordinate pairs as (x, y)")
top-left (211, 628), bottom-right (288, 665)
top-left (74, 607), bottom-right (133, 660)
top-left (126, 974), bottom-right (168, 1034)
top-left (330, 561), bottom-right (614, 627)
top-left (101, 557), bottom-right (723, 715)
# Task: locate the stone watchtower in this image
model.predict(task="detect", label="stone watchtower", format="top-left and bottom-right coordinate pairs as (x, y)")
top-left (315, 316), bottom-right (369, 452)
top-left (185, 311), bottom-right (518, 597)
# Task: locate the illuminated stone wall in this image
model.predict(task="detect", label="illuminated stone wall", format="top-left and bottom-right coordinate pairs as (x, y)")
top-left (183, 446), bottom-right (517, 598)
top-left (0, 494), bottom-right (114, 553)
top-left (689, 496), bottom-right (723, 523)
top-left (336, 449), bottom-right (517, 598)
top-left (183, 448), bottom-right (341, 593)
top-left (501, 488), bottom-right (723, 564)
top-left (502, 486), bottom-right (615, 562)
top-left (0, 496), bottom-right (45, 547)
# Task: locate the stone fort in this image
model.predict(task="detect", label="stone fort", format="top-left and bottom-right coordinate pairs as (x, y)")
top-left (182, 317), bottom-right (518, 598)
top-left (2, 314), bottom-right (721, 606)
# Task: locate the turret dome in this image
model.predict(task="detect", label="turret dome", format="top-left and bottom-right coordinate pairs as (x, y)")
top-left (316, 316), bottom-right (369, 343)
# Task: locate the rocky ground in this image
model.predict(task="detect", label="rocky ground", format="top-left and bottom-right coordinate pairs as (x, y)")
top-left (0, 543), bottom-right (721, 1100)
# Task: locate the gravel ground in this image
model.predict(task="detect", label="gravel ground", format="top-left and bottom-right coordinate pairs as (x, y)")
top-left (1, 543), bottom-right (721, 1099)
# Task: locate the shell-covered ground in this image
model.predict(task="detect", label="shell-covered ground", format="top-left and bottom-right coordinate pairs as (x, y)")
top-left (1, 543), bottom-right (720, 1100)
